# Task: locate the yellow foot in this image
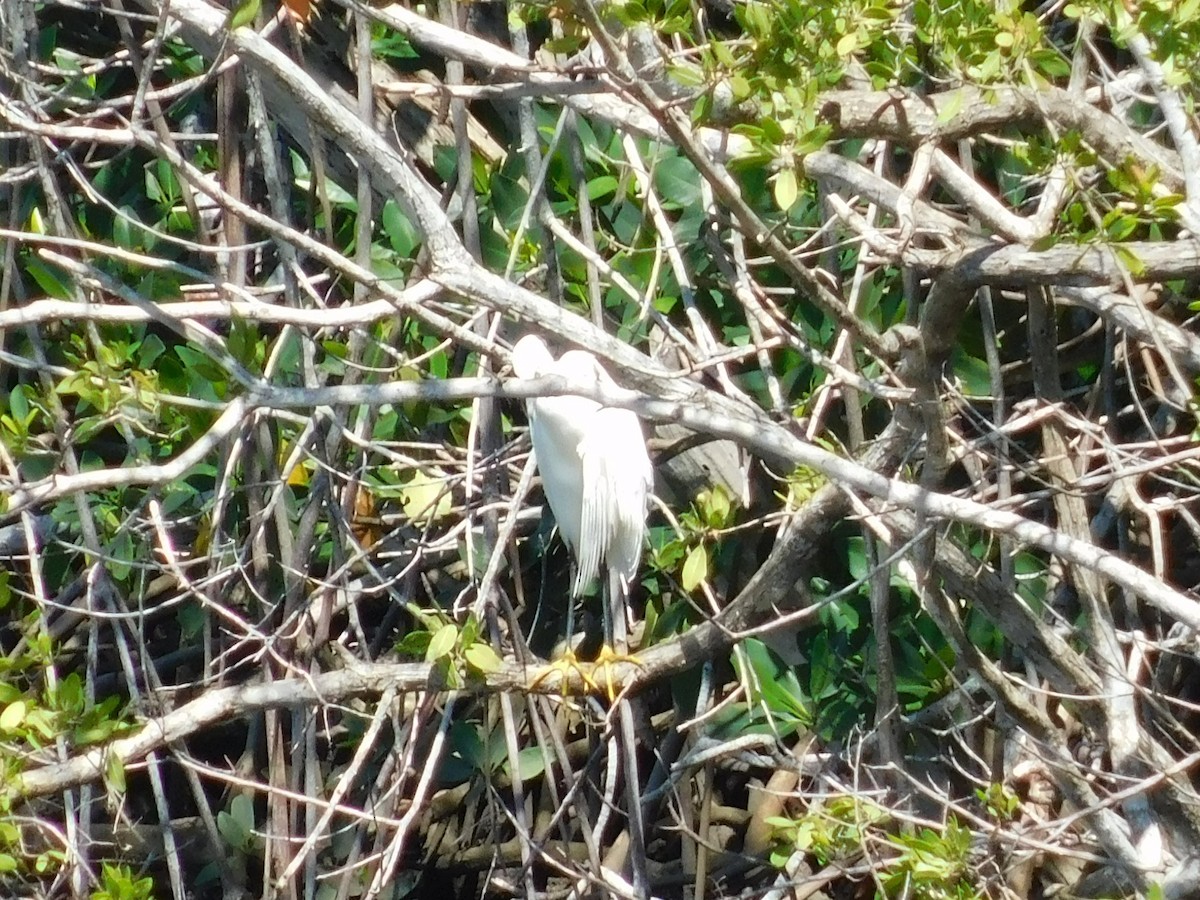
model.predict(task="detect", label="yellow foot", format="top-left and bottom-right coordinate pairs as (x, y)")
top-left (590, 644), bottom-right (645, 701)
top-left (530, 650), bottom-right (601, 696)
top-left (530, 646), bottom-right (644, 700)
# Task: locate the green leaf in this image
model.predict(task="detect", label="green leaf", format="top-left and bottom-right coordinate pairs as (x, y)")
top-left (543, 35), bottom-right (585, 55)
top-left (55, 674), bottom-right (84, 715)
top-left (936, 89), bottom-right (965, 125)
top-left (463, 642), bottom-right (503, 674)
top-left (137, 333), bottom-right (166, 367)
top-left (112, 205), bottom-right (144, 249)
top-left (515, 746), bottom-right (546, 780)
top-left (218, 794), bottom-right (256, 853)
top-left (738, 638), bottom-right (808, 723)
top-left (22, 707), bottom-right (55, 739)
top-left (1113, 244), bottom-right (1147, 277)
top-left (653, 155), bottom-right (702, 209)
top-left (759, 117), bottom-right (786, 145)
top-left (8, 385), bottom-right (30, 423)
top-left (382, 200), bottom-right (420, 256)
top-left (396, 630), bottom-right (432, 658)
top-left (105, 750), bottom-right (127, 794)
top-left (228, 0), bottom-right (261, 29)
top-left (951, 350), bottom-right (992, 399)
top-left (681, 544), bottom-right (708, 592)
top-left (405, 604), bottom-right (443, 631)
top-left (641, 597), bottom-right (660, 643)
top-left (695, 487), bottom-right (734, 532)
top-left (706, 486), bottom-right (732, 526)
top-left (586, 175), bottom-right (619, 202)
top-left (109, 530), bottom-right (134, 583)
top-left (711, 39), bottom-right (736, 67)
top-left (426, 623), bottom-right (458, 662)
top-left (176, 601), bottom-right (205, 642)
top-left (1104, 213), bottom-right (1139, 241)
top-left (231, 794), bottom-right (254, 831)
top-left (218, 809), bottom-right (250, 853)
top-left (741, 2), bottom-right (771, 35)
top-left (24, 257), bottom-right (73, 300)
top-left (668, 62), bottom-right (704, 88)
top-left (795, 124), bottom-right (831, 156)
top-left (451, 720), bottom-right (486, 772)
top-left (458, 615), bottom-right (480, 647)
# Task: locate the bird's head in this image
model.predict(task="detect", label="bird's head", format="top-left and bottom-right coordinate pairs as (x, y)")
top-left (511, 334), bottom-right (555, 379)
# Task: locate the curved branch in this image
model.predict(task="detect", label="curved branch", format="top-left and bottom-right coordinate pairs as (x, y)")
top-left (819, 86), bottom-right (1184, 191)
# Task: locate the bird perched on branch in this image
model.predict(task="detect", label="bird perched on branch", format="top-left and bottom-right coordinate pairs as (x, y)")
top-left (511, 334), bottom-right (652, 651)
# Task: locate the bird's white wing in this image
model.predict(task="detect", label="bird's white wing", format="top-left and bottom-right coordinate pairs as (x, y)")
top-left (578, 407), bottom-right (651, 593)
top-left (528, 395), bottom-right (592, 566)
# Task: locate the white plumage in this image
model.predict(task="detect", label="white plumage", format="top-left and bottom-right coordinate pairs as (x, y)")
top-left (512, 335), bottom-right (652, 597)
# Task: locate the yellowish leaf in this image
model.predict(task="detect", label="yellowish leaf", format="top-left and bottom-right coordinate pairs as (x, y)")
top-left (426, 623), bottom-right (458, 662)
top-left (0, 700), bottom-right (25, 732)
top-left (464, 643), bottom-right (503, 674)
top-left (682, 544), bottom-right (708, 592)
top-left (400, 469), bottom-right (452, 525)
top-left (773, 168), bottom-right (799, 212)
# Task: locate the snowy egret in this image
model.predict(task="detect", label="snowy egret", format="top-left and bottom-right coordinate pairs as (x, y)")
top-left (511, 334), bottom-right (652, 610)
top-left (512, 335), bottom-right (654, 894)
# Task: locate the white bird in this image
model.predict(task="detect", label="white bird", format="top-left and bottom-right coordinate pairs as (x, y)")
top-left (511, 334), bottom-right (652, 605)
top-left (513, 335), bottom-right (654, 894)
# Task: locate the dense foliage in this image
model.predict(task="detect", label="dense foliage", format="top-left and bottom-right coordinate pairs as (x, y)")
top-left (2, 0), bottom-right (1200, 897)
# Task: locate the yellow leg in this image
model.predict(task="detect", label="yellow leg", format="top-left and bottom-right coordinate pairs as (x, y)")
top-left (590, 644), bottom-right (646, 701)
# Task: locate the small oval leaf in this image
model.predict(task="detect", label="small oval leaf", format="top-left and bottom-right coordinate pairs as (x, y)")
top-left (0, 700), bottom-right (26, 732)
top-left (681, 544), bottom-right (708, 592)
top-left (464, 643), bottom-right (503, 674)
top-left (773, 168), bottom-right (799, 211)
top-left (426, 623), bottom-right (458, 662)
